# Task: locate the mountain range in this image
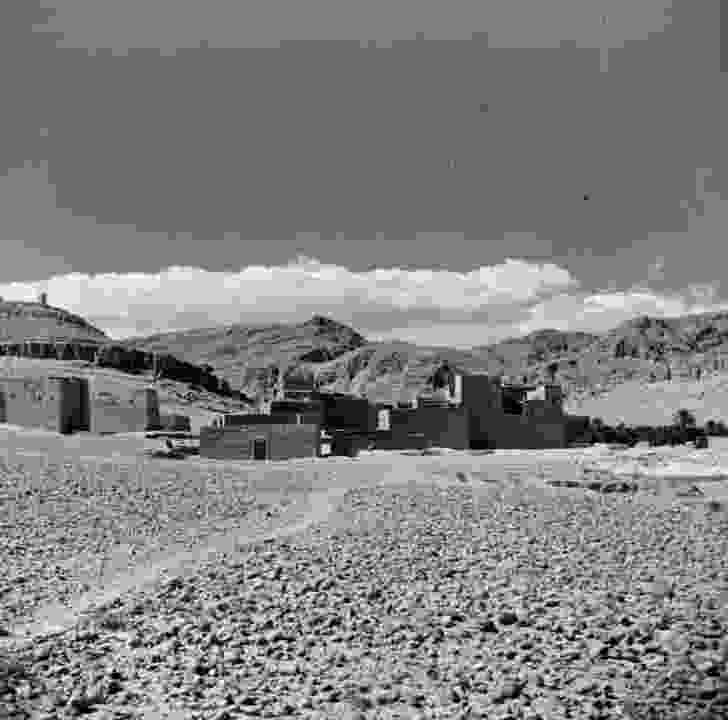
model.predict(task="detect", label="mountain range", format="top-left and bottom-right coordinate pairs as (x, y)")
top-left (2, 299), bottom-right (728, 413)
top-left (121, 311), bottom-right (728, 406)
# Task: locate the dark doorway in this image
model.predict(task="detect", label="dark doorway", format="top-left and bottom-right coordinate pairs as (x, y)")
top-left (253, 437), bottom-right (268, 460)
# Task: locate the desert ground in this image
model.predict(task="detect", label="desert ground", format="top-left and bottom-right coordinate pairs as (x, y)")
top-left (1, 427), bottom-right (727, 720)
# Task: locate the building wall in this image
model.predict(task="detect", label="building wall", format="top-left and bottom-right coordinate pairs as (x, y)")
top-left (462, 374), bottom-right (503, 412)
top-left (223, 411), bottom-right (322, 427)
top-left (544, 384), bottom-right (564, 407)
top-left (388, 406), bottom-right (469, 450)
top-left (471, 408), bottom-right (567, 450)
top-left (270, 399), bottom-right (323, 417)
top-left (88, 378), bottom-right (161, 434)
top-left (224, 413), bottom-right (288, 427)
top-left (422, 406), bottom-right (469, 449)
top-left (523, 399), bottom-right (564, 420)
top-left (564, 414), bottom-right (591, 444)
top-left (200, 423), bottom-right (320, 461)
top-left (330, 431), bottom-right (371, 457)
top-left (319, 394), bottom-right (378, 433)
top-left (374, 431), bottom-right (429, 451)
top-left (0, 376), bottom-right (83, 434)
top-left (268, 423), bottom-right (320, 461)
top-left (159, 413), bottom-right (191, 431)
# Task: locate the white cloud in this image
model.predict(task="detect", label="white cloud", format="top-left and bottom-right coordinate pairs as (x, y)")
top-left (516, 287), bottom-right (728, 339)
top-left (1, 257), bottom-right (726, 347)
top-left (0, 257), bottom-right (577, 341)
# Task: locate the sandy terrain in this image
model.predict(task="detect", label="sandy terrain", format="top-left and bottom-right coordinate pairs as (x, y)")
top-left (564, 373), bottom-right (728, 428)
top-left (1, 428), bottom-right (727, 719)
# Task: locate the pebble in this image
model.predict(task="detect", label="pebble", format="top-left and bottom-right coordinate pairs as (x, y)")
top-left (2, 469), bottom-right (726, 720)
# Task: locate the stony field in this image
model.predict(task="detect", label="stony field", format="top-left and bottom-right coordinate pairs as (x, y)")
top-left (0, 452), bottom-right (319, 631)
top-left (1, 445), bottom-right (728, 720)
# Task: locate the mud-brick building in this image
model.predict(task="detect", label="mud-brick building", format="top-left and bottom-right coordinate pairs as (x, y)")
top-left (0, 374), bottom-right (161, 435)
top-left (462, 374), bottom-right (568, 450)
top-left (205, 392), bottom-right (377, 460)
top-left (87, 377), bottom-right (161, 434)
top-left (0, 375), bottom-right (88, 434)
top-left (199, 421), bottom-right (321, 461)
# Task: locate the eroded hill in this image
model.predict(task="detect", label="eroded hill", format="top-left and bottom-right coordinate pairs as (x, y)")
top-left (120, 310), bottom-right (728, 408)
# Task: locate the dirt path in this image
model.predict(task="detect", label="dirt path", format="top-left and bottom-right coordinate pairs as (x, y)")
top-left (1, 484), bottom-right (351, 654)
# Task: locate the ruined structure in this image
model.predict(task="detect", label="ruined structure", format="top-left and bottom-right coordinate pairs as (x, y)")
top-left (0, 375), bottom-right (87, 434)
top-left (0, 374), bottom-right (160, 435)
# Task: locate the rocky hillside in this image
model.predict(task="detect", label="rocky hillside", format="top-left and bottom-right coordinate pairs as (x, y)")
top-left (0, 300), bottom-right (108, 343)
top-left (118, 310), bottom-right (728, 407)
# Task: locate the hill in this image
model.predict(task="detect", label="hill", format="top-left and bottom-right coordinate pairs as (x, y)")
top-left (0, 299), bottom-right (108, 343)
top-left (7, 297), bottom-right (726, 419)
top-left (0, 301), bottom-right (237, 409)
top-left (122, 310), bottom-right (728, 413)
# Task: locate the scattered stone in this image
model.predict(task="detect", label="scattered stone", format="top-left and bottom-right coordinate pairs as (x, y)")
top-left (491, 679), bottom-right (525, 703)
top-left (1, 457), bottom-right (725, 720)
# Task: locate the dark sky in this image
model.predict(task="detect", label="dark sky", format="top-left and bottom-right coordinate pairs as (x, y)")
top-left (0, 0), bottom-right (727, 345)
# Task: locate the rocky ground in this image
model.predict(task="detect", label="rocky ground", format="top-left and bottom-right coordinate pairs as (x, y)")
top-left (0, 453), bottom-right (315, 630)
top-left (2, 465), bottom-right (727, 720)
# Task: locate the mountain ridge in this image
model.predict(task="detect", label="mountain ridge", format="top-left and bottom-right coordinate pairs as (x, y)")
top-left (120, 309), bottom-right (728, 405)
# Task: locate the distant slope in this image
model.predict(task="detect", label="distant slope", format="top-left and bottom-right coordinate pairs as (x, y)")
top-left (0, 301), bottom-right (237, 406)
top-left (564, 374), bottom-right (728, 428)
top-left (0, 300), bottom-right (108, 343)
top-left (123, 310), bottom-right (728, 417)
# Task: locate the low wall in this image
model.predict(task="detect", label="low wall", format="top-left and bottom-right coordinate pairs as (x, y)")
top-left (469, 408), bottom-right (567, 450)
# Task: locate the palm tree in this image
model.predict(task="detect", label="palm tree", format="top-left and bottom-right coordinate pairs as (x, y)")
top-left (673, 408), bottom-right (696, 431)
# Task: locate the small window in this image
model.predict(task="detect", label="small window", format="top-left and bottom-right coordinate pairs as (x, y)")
top-left (252, 437), bottom-right (267, 460)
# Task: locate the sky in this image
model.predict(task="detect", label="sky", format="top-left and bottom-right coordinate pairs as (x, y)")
top-left (1, 0), bottom-right (727, 347)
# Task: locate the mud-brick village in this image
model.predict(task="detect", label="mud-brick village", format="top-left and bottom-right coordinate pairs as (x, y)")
top-left (0, 295), bottom-right (586, 458)
top-left (4, 2), bottom-right (728, 717)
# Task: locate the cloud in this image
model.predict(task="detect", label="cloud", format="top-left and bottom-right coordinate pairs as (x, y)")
top-left (0, 257), bottom-right (726, 348)
top-left (0, 257), bottom-right (577, 341)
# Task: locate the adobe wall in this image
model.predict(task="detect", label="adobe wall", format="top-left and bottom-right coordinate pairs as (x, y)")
top-left (390, 406), bottom-right (469, 450)
top-left (200, 423), bottom-right (320, 461)
top-left (268, 423), bottom-right (320, 461)
top-left (0, 376), bottom-right (83, 434)
top-left (200, 426), bottom-right (254, 460)
top-left (224, 414), bottom-right (291, 426)
top-left (159, 413), bottom-right (192, 432)
top-left (88, 377), bottom-right (161, 434)
top-left (564, 414), bottom-right (591, 444)
top-left (319, 395), bottom-right (378, 433)
top-left (462, 374), bottom-right (502, 411)
top-left (374, 431), bottom-right (429, 451)
top-left (471, 408), bottom-right (567, 450)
